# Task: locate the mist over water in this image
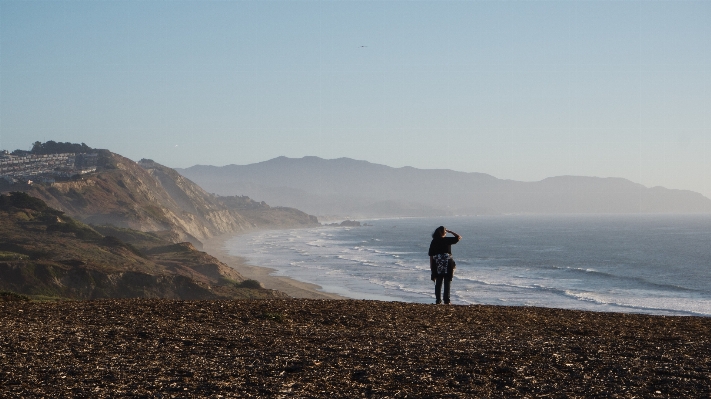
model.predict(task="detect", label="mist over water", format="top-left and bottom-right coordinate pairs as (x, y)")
top-left (226, 215), bottom-right (711, 316)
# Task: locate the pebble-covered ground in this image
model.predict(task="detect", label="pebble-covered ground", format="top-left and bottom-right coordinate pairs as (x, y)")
top-left (1, 299), bottom-right (709, 398)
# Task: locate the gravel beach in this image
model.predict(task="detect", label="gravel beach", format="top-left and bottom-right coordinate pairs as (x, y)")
top-left (1, 299), bottom-right (709, 398)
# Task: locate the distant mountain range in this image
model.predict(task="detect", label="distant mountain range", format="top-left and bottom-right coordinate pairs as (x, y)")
top-left (177, 156), bottom-right (711, 217)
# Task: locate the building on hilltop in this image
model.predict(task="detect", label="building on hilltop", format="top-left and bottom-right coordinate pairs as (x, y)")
top-left (0, 151), bottom-right (99, 184)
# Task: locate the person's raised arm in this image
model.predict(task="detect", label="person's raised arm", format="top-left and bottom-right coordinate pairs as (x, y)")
top-left (446, 229), bottom-right (462, 240)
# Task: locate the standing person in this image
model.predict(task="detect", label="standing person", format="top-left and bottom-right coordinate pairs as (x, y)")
top-left (428, 226), bottom-right (462, 304)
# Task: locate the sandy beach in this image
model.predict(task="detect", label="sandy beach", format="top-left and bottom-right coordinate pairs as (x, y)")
top-left (203, 233), bottom-right (344, 300)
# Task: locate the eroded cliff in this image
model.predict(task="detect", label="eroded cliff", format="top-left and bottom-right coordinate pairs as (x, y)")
top-left (24, 151), bottom-right (318, 247)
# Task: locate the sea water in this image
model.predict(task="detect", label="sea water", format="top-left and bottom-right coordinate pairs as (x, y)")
top-left (225, 215), bottom-right (711, 316)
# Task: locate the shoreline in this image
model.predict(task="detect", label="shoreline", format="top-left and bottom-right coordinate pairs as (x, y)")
top-left (202, 231), bottom-right (345, 300)
top-left (204, 223), bottom-right (711, 316)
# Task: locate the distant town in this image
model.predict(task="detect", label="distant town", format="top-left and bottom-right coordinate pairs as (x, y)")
top-left (0, 141), bottom-right (99, 186)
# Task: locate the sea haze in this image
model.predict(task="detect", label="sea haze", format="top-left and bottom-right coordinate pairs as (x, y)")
top-left (226, 215), bottom-right (711, 316)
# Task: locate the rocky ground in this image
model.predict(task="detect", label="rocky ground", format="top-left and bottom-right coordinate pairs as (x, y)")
top-left (1, 299), bottom-right (709, 398)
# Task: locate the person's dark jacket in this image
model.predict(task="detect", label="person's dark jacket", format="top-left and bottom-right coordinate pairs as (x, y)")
top-left (428, 236), bottom-right (460, 257)
top-left (429, 236), bottom-right (460, 281)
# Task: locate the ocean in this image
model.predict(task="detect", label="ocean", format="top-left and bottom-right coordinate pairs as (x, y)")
top-left (225, 215), bottom-right (711, 316)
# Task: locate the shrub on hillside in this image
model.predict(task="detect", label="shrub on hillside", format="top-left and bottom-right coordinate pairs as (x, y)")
top-left (46, 219), bottom-right (102, 241)
top-left (100, 236), bottom-right (145, 258)
top-left (0, 291), bottom-right (30, 302)
top-left (0, 192), bottom-right (59, 214)
top-left (235, 279), bottom-right (263, 289)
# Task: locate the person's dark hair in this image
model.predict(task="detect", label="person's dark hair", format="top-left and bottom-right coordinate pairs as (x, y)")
top-left (432, 226), bottom-right (446, 239)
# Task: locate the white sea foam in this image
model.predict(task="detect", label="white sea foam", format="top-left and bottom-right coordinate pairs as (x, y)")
top-left (225, 216), bottom-right (711, 316)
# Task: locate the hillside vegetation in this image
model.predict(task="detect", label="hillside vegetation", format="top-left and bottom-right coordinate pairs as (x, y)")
top-left (0, 192), bottom-right (284, 300)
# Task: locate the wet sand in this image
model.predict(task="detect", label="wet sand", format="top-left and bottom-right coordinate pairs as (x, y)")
top-left (1, 299), bottom-right (709, 398)
top-left (203, 233), bottom-right (344, 300)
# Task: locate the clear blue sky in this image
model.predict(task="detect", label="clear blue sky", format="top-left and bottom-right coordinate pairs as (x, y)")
top-left (1, 1), bottom-right (710, 197)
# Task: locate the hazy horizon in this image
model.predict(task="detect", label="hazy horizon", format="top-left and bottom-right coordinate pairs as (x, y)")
top-left (184, 154), bottom-right (711, 199)
top-left (2, 1), bottom-right (709, 197)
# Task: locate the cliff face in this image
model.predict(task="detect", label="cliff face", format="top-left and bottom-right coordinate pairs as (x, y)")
top-left (24, 152), bottom-right (318, 247)
top-left (137, 158), bottom-right (254, 240)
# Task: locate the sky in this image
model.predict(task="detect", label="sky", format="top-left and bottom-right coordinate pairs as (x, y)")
top-left (1, 1), bottom-right (710, 198)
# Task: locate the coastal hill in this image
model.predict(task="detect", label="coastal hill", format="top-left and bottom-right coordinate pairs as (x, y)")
top-left (5, 150), bottom-right (318, 248)
top-left (0, 192), bottom-right (284, 300)
top-left (178, 156), bottom-right (711, 217)
top-left (0, 143), bottom-right (322, 300)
